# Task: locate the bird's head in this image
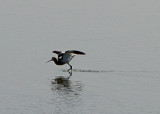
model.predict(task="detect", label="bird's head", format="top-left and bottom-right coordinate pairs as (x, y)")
top-left (46, 57), bottom-right (57, 63)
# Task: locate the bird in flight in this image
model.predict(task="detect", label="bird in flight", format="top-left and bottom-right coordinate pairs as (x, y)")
top-left (47, 50), bottom-right (85, 70)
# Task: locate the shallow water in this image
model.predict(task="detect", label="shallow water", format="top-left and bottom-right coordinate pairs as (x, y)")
top-left (1, 0), bottom-right (160, 114)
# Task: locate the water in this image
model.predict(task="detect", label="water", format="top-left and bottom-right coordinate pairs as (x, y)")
top-left (1, 0), bottom-right (160, 114)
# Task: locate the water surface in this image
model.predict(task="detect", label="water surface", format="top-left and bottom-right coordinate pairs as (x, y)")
top-left (0, 0), bottom-right (160, 114)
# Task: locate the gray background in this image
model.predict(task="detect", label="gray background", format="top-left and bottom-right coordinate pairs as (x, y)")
top-left (0, 0), bottom-right (160, 114)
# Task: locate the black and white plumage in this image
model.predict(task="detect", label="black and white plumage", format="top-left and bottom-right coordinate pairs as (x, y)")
top-left (47, 50), bottom-right (85, 70)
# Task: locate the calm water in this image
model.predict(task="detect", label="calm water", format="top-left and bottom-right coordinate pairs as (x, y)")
top-left (1, 0), bottom-right (160, 114)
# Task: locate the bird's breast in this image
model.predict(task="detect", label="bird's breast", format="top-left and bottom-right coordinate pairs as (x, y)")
top-left (54, 59), bottom-right (66, 65)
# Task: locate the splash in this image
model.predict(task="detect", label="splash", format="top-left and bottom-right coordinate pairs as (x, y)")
top-left (62, 69), bottom-right (114, 73)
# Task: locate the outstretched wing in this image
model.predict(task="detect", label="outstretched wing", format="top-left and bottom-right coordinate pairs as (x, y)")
top-left (53, 51), bottom-right (62, 55)
top-left (52, 51), bottom-right (64, 59)
top-left (61, 51), bottom-right (75, 63)
top-left (65, 50), bottom-right (85, 55)
top-left (52, 50), bottom-right (85, 63)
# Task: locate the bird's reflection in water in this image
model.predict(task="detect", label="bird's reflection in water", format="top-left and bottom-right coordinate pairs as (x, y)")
top-left (51, 70), bottom-right (83, 96)
top-left (50, 71), bottom-right (83, 114)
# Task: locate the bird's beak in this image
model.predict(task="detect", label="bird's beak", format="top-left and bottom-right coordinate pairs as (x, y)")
top-left (46, 59), bottom-right (52, 63)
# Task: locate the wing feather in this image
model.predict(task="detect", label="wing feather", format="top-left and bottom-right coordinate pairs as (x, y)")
top-left (65, 50), bottom-right (85, 55)
top-left (61, 51), bottom-right (75, 63)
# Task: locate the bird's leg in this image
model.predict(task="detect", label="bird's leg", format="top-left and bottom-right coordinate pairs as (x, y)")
top-left (67, 63), bottom-right (72, 71)
top-left (68, 70), bottom-right (72, 79)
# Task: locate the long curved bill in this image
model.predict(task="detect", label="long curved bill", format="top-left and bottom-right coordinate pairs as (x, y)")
top-left (46, 59), bottom-right (52, 63)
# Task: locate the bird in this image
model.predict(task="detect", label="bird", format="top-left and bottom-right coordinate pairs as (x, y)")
top-left (47, 50), bottom-right (85, 70)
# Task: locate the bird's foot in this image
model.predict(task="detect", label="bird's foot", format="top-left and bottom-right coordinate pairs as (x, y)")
top-left (67, 69), bottom-right (72, 78)
top-left (68, 68), bottom-right (72, 72)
